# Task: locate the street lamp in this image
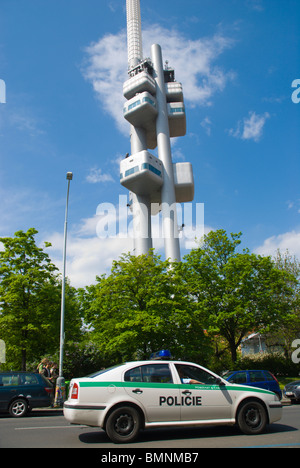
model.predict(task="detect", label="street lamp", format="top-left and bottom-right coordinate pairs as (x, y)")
top-left (55, 171), bottom-right (73, 407)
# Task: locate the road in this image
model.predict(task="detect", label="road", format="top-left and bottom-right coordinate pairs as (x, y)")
top-left (0, 405), bottom-right (299, 449)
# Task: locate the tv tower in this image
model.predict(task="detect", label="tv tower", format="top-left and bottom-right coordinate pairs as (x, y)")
top-left (120, 0), bottom-right (194, 261)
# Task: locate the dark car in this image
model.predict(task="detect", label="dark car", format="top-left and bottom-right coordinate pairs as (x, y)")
top-left (283, 380), bottom-right (300, 403)
top-left (0, 371), bottom-right (53, 417)
top-left (224, 370), bottom-right (282, 399)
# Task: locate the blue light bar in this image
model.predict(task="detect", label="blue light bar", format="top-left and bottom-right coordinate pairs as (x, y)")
top-left (150, 350), bottom-right (171, 360)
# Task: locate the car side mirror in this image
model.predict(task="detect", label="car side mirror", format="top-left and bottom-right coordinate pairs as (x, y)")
top-left (216, 378), bottom-right (226, 386)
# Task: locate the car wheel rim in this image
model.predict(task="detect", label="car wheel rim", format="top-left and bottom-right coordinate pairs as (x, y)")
top-left (244, 406), bottom-right (261, 428)
top-left (12, 402), bottom-right (25, 416)
top-left (114, 413), bottom-right (134, 436)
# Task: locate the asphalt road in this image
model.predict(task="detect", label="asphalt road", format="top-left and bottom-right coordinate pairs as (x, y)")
top-left (0, 405), bottom-right (299, 449)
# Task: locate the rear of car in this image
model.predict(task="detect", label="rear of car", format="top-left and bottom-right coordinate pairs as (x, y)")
top-left (64, 365), bottom-right (128, 429)
top-left (0, 371), bottom-right (53, 417)
top-left (225, 370), bottom-right (282, 399)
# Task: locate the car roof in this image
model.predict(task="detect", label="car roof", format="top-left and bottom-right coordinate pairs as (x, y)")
top-left (85, 360), bottom-right (221, 380)
top-left (230, 369), bottom-right (269, 373)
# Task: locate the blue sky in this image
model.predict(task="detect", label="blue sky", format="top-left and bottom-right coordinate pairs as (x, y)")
top-left (0, 0), bottom-right (299, 287)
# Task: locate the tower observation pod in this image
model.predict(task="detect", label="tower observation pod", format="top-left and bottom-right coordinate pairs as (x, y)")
top-left (121, 0), bottom-right (194, 261)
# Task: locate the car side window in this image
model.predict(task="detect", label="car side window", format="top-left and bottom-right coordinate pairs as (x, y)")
top-left (0, 374), bottom-right (19, 386)
top-left (124, 364), bottom-right (173, 384)
top-left (124, 366), bottom-right (142, 382)
top-left (249, 371), bottom-right (265, 382)
top-left (264, 371), bottom-right (274, 381)
top-left (175, 364), bottom-right (219, 385)
top-left (228, 372), bottom-right (247, 384)
top-left (21, 374), bottom-right (39, 385)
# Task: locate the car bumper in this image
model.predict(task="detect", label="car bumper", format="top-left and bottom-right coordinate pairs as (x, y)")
top-left (64, 403), bottom-right (106, 427)
top-left (284, 391), bottom-right (300, 400)
top-left (267, 402), bottom-right (282, 423)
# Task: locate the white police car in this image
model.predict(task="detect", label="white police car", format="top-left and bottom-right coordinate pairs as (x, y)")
top-left (63, 351), bottom-right (282, 443)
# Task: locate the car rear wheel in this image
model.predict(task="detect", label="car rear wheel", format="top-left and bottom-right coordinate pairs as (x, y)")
top-left (105, 406), bottom-right (141, 444)
top-left (237, 400), bottom-right (268, 435)
top-left (9, 398), bottom-right (28, 418)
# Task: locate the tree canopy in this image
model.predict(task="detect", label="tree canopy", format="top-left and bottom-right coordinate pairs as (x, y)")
top-left (0, 228), bottom-right (299, 375)
top-left (0, 229), bottom-right (82, 370)
top-left (81, 251), bottom-right (210, 365)
top-left (182, 230), bottom-right (296, 361)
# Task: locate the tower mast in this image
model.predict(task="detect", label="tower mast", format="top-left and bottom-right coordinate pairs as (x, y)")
top-left (126, 0), bottom-right (143, 69)
top-left (125, 0), bottom-right (152, 255)
top-left (121, 0), bottom-right (194, 261)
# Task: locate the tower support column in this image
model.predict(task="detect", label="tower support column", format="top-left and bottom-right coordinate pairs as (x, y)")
top-left (151, 44), bottom-right (181, 262)
top-left (129, 124), bottom-right (153, 255)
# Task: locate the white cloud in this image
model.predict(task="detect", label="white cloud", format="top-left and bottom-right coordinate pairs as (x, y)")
top-left (254, 229), bottom-right (300, 259)
top-left (44, 206), bottom-right (213, 288)
top-left (229, 111), bottom-right (270, 142)
top-left (82, 26), bottom-right (235, 134)
top-left (200, 116), bottom-right (212, 136)
top-left (82, 31), bottom-right (128, 134)
top-left (45, 230), bottom-right (133, 288)
top-left (246, 0), bottom-right (264, 12)
top-left (9, 111), bottom-right (44, 137)
top-left (86, 167), bottom-right (114, 184)
top-left (0, 103), bottom-right (45, 139)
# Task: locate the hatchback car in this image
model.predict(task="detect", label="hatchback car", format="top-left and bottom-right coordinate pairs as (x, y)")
top-left (0, 371), bottom-right (53, 417)
top-left (224, 370), bottom-right (282, 399)
top-left (283, 380), bottom-right (300, 403)
top-left (64, 357), bottom-right (282, 443)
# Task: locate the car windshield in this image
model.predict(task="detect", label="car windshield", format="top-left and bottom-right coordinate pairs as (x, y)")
top-left (222, 370), bottom-right (234, 378)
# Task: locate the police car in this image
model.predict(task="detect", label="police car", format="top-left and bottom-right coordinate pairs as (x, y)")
top-left (63, 351), bottom-right (282, 443)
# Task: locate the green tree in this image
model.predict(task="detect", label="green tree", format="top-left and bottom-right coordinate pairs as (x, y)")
top-left (183, 230), bottom-right (295, 362)
top-left (264, 250), bottom-right (300, 358)
top-left (81, 251), bottom-right (209, 365)
top-left (0, 229), bottom-right (82, 370)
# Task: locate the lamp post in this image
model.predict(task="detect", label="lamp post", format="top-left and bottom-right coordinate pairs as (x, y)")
top-left (55, 171), bottom-right (73, 407)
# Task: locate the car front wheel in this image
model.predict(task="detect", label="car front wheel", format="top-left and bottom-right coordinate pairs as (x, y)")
top-left (105, 406), bottom-right (141, 444)
top-left (237, 400), bottom-right (268, 435)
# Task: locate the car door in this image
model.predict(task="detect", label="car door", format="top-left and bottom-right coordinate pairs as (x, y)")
top-left (174, 364), bottom-right (233, 422)
top-left (18, 373), bottom-right (45, 406)
top-left (123, 363), bottom-right (181, 423)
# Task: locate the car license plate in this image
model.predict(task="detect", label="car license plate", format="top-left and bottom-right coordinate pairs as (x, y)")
top-left (286, 392), bottom-right (294, 396)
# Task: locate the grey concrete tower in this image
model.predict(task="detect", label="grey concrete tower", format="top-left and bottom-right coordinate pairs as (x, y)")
top-left (120, 0), bottom-right (194, 261)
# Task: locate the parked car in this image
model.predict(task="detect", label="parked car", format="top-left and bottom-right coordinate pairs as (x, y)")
top-left (283, 380), bottom-right (300, 403)
top-left (0, 371), bottom-right (53, 417)
top-left (224, 370), bottom-right (282, 399)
